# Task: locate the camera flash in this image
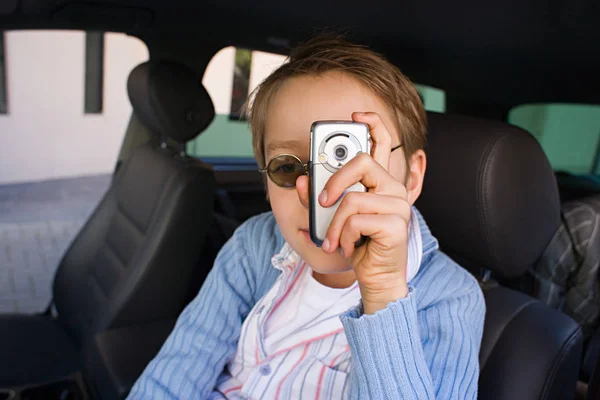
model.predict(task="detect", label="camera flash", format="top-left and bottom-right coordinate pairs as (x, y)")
top-left (319, 153), bottom-right (328, 163)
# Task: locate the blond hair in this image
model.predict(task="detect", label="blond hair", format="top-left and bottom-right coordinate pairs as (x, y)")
top-left (245, 35), bottom-right (427, 170)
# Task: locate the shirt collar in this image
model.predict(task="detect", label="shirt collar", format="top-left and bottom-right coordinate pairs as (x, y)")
top-left (412, 206), bottom-right (439, 257)
top-left (271, 206), bottom-right (439, 270)
top-left (271, 242), bottom-right (301, 272)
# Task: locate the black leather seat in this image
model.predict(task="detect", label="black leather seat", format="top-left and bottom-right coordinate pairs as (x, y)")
top-left (0, 60), bottom-right (217, 388)
top-left (416, 112), bottom-right (584, 400)
top-left (183, 212), bottom-right (240, 307)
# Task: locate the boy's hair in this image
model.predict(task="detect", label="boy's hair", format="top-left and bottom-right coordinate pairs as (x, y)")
top-left (245, 35), bottom-right (427, 171)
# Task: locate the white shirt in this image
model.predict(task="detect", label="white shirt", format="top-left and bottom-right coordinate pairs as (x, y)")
top-left (264, 266), bottom-right (361, 355)
top-left (213, 212), bottom-right (423, 399)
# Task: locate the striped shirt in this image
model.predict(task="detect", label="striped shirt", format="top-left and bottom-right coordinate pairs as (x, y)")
top-left (212, 255), bottom-right (360, 399)
top-left (128, 207), bottom-right (485, 399)
top-left (213, 210), bottom-right (424, 399)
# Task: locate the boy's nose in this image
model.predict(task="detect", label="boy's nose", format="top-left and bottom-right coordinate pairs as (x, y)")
top-left (296, 175), bottom-right (310, 209)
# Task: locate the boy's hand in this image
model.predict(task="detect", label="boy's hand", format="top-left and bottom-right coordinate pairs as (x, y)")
top-left (320, 112), bottom-right (411, 315)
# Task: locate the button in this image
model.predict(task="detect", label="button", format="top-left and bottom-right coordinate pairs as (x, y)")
top-left (259, 364), bottom-right (271, 376)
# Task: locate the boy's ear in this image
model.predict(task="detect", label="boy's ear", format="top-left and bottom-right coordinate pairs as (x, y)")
top-left (406, 150), bottom-right (427, 205)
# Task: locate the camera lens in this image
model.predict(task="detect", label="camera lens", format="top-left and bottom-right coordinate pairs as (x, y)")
top-left (334, 145), bottom-right (347, 160)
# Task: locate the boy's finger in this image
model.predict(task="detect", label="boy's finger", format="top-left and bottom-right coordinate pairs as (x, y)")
top-left (352, 112), bottom-right (392, 171)
top-left (319, 153), bottom-right (407, 207)
top-left (338, 214), bottom-right (406, 259)
top-left (322, 192), bottom-right (410, 253)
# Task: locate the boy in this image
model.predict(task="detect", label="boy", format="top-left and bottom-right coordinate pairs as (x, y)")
top-left (128, 36), bottom-right (485, 399)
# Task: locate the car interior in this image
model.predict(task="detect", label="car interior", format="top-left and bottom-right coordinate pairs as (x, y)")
top-left (0, 1), bottom-right (599, 399)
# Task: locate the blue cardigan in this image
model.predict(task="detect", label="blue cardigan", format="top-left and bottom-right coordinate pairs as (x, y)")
top-left (128, 209), bottom-right (485, 399)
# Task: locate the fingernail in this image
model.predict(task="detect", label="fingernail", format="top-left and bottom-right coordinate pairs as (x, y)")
top-left (339, 248), bottom-right (345, 257)
top-left (319, 189), bottom-right (328, 204)
top-left (322, 238), bottom-right (330, 252)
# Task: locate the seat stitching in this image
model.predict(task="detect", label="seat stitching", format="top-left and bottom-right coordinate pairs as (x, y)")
top-left (477, 132), bottom-right (508, 272)
top-left (88, 273), bottom-right (108, 299)
top-left (116, 202), bottom-right (145, 234)
top-left (104, 237), bottom-right (126, 269)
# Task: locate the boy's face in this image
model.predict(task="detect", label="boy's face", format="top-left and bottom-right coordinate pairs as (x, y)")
top-left (264, 71), bottom-right (412, 274)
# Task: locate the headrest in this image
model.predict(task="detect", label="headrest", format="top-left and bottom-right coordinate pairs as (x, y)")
top-left (127, 60), bottom-right (215, 144)
top-left (415, 112), bottom-right (561, 279)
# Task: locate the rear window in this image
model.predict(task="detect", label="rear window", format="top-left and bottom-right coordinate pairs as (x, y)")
top-left (416, 85), bottom-right (445, 113)
top-left (188, 47), bottom-right (285, 158)
top-left (188, 47), bottom-right (446, 159)
top-left (509, 104), bottom-right (600, 174)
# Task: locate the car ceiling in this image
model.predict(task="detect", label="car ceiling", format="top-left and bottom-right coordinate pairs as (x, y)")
top-left (2, 0), bottom-right (599, 112)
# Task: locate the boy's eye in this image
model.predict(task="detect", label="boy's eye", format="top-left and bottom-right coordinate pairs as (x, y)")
top-left (276, 163), bottom-right (297, 174)
top-left (264, 154), bottom-right (306, 188)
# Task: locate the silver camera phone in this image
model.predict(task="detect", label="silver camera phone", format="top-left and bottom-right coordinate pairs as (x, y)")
top-left (309, 121), bottom-right (371, 246)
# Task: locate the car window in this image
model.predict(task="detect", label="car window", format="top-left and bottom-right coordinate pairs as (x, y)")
top-left (509, 104), bottom-right (600, 174)
top-left (0, 30), bottom-right (148, 313)
top-left (416, 84), bottom-right (445, 113)
top-left (189, 47), bottom-right (284, 158)
top-left (189, 47), bottom-right (446, 159)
